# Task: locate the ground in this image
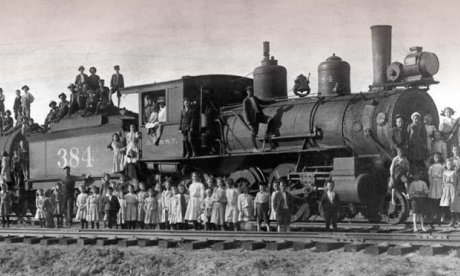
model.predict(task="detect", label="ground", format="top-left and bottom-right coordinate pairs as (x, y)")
top-left (0, 243), bottom-right (459, 276)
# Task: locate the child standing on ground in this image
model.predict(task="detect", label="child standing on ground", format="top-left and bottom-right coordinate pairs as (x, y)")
top-left (176, 184), bottom-right (188, 230)
top-left (117, 192), bottom-right (127, 229)
top-left (52, 182), bottom-right (65, 228)
top-left (389, 148), bottom-right (410, 205)
top-left (200, 189), bottom-right (213, 230)
top-left (160, 181), bottom-right (172, 230)
top-left (408, 171), bottom-right (429, 232)
top-left (270, 181), bottom-right (279, 221)
top-left (428, 152), bottom-right (445, 226)
top-left (225, 178), bottom-right (239, 231)
top-left (254, 184), bottom-right (270, 232)
top-left (169, 186), bottom-right (179, 230)
top-left (125, 184), bottom-right (138, 229)
top-left (320, 180), bottom-right (341, 232)
top-left (440, 158), bottom-right (458, 226)
top-left (101, 186), bottom-right (120, 229)
top-left (0, 184), bottom-right (11, 228)
top-left (87, 186), bottom-right (100, 229)
top-left (211, 178), bottom-right (227, 231)
top-left (75, 184), bottom-right (89, 229)
top-left (144, 188), bottom-right (158, 229)
top-left (35, 188), bottom-right (45, 228)
top-left (137, 182), bottom-right (147, 229)
top-left (43, 189), bottom-right (55, 228)
top-left (237, 185), bottom-right (254, 224)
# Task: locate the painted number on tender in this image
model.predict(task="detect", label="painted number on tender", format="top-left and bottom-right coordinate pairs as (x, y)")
top-left (57, 146), bottom-right (95, 168)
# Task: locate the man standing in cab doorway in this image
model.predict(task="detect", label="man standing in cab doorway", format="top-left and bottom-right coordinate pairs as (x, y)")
top-left (242, 85), bottom-right (274, 152)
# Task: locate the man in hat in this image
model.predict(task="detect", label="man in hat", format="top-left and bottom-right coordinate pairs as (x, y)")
top-left (12, 89), bottom-right (22, 121)
top-left (67, 83), bottom-right (79, 115)
top-left (242, 85), bottom-right (274, 152)
top-left (391, 114), bottom-right (408, 156)
top-left (407, 112), bottom-right (428, 171)
top-left (44, 101), bottom-right (58, 130)
top-left (3, 110), bottom-right (13, 133)
top-left (96, 79), bottom-right (111, 114)
top-left (110, 65), bottom-right (124, 108)
top-left (57, 92), bottom-right (70, 120)
top-left (179, 98), bottom-right (198, 157)
top-left (74, 66), bottom-right (88, 91)
top-left (87, 66), bottom-right (100, 92)
top-left (61, 166), bottom-right (75, 226)
top-left (21, 85), bottom-right (34, 119)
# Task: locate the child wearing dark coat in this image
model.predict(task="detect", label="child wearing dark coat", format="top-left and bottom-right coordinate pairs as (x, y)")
top-left (320, 180), bottom-right (341, 232)
top-left (101, 186), bottom-right (120, 229)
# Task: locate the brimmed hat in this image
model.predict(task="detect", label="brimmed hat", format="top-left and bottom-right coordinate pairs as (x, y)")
top-left (21, 85), bottom-right (29, 91)
top-left (78, 66), bottom-right (85, 71)
top-left (411, 112), bottom-right (421, 121)
top-left (63, 166), bottom-right (70, 170)
top-left (114, 65), bottom-right (120, 70)
top-left (67, 83), bottom-right (75, 89)
top-left (157, 96), bottom-right (165, 104)
top-left (58, 93), bottom-right (67, 99)
top-left (49, 101), bottom-right (57, 107)
top-left (89, 66), bottom-right (97, 73)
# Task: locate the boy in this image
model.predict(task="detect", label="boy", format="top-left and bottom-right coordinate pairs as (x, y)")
top-left (101, 186), bottom-right (120, 229)
top-left (408, 171), bottom-right (429, 232)
top-left (320, 179), bottom-right (341, 232)
top-left (254, 184), bottom-right (270, 232)
top-left (390, 148), bottom-right (410, 205)
top-left (273, 180), bottom-right (292, 232)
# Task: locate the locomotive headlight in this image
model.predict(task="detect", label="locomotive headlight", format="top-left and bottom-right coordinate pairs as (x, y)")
top-left (376, 113), bottom-right (387, 126)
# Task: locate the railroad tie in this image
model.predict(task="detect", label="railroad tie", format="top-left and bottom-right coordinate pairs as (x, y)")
top-left (183, 240), bottom-right (211, 251)
top-left (387, 244), bottom-right (416, 256)
top-left (5, 236), bottom-right (23, 243)
top-left (242, 241), bottom-right (265, 251)
top-left (138, 239), bottom-right (158, 247)
top-left (419, 244), bottom-right (448, 256)
top-left (59, 238), bottom-right (77, 245)
top-left (24, 237), bottom-right (41, 245)
top-left (40, 238), bottom-right (59, 246)
top-left (292, 241), bottom-right (315, 251)
top-left (344, 243), bottom-right (372, 253)
top-left (158, 240), bottom-right (179, 249)
top-left (266, 241), bottom-right (292, 251)
top-left (118, 239), bottom-right (138, 247)
top-left (97, 238), bottom-right (119, 246)
top-left (315, 242), bottom-right (345, 252)
top-left (77, 237), bottom-right (96, 246)
top-left (212, 240), bottom-right (238, 251)
top-left (364, 243), bottom-right (389, 255)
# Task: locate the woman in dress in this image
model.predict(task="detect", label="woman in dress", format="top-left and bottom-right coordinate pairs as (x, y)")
top-left (184, 172), bottom-right (205, 229)
top-left (111, 133), bottom-right (126, 173)
top-left (210, 178), bottom-right (227, 230)
top-left (125, 184), bottom-right (138, 229)
top-left (439, 107), bottom-right (458, 151)
top-left (144, 188), bottom-right (159, 229)
top-left (428, 153), bottom-right (445, 226)
top-left (440, 158), bottom-right (458, 226)
top-left (86, 186), bottom-right (100, 229)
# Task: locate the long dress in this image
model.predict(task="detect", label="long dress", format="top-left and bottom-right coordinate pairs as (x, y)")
top-left (175, 193), bottom-right (188, 223)
top-left (237, 193), bottom-right (254, 221)
top-left (1, 156), bottom-right (11, 183)
top-left (34, 195), bottom-right (45, 220)
top-left (184, 181), bottom-right (205, 221)
top-left (211, 187), bottom-right (227, 226)
top-left (125, 193), bottom-right (138, 222)
top-left (111, 141), bottom-right (125, 173)
top-left (269, 191), bottom-right (277, 220)
top-left (225, 188), bottom-right (239, 223)
top-left (160, 190), bottom-right (172, 223)
top-left (144, 197), bottom-right (158, 224)
top-left (428, 163), bottom-right (445, 200)
top-left (440, 170), bottom-right (458, 207)
top-left (439, 116), bottom-right (458, 149)
top-left (0, 190), bottom-right (11, 216)
top-left (407, 122), bottom-right (428, 164)
top-left (75, 193), bottom-right (88, 220)
top-left (169, 194), bottom-right (178, 224)
top-left (86, 194), bottom-right (100, 222)
top-left (117, 198), bottom-right (126, 224)
top-left (137, 191), bottom-right (147, 222)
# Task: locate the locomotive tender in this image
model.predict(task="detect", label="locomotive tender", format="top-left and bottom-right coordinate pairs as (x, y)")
top-left (20, 25), bottom-right (439, 224)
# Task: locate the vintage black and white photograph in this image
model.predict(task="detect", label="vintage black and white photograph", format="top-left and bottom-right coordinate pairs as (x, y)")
top-left (0, 0), bottom-right (458, 275)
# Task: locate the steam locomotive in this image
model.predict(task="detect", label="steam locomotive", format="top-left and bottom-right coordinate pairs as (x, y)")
top-left (15, 25), bottom-right (439, 224)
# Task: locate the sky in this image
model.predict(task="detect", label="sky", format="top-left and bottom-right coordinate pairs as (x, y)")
top-left (0, 0), bottom-right (458, 122)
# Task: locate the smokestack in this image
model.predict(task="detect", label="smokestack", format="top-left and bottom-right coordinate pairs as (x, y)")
top-left (371, 25), bottom-right (392, 89)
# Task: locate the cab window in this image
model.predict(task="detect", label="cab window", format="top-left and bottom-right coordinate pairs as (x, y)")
top-left (141, 90), bottom-right (166, 125)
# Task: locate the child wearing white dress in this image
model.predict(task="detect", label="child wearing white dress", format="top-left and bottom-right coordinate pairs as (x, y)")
top-left (211, 178), bottom-right (227, 230)
top-left (269, 182), bottom-right (279, 221)
top-left (117, 193), bottom-right (127, 229)
top-left (428, 153), bottom-right (444, 226)
top-left (160, 181), bottom-right (172, 230)
top-left (225, 178), bottom-right (239, 231)
top-left (125, 184), bottom-right (138, 229)
top-left (75, 184), bottom-right (88, 229)
top-left (144, 188), bottom-right (159, 229)
top-left (199, 189), bottom-right (213, 230)
top-left (440, 158), bottom-right (458, 226)
top-left (86, 186), bottom-right (100, 229)
top-left (137, 182), bottom-right (147, 229)
top-left (169, 186), bottom-right (179, 230)
top-left (238, 185), bottom-right (254, 223)
top-left (175, 184), bottom-right (189, 230)
top-left (34, 188), bottom-right (45, 228)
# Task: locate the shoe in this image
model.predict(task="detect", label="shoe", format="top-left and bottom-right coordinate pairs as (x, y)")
top-left (421, 227), bottom-right (428, 232)
top-left (184, 154), bottom-right (190, 159)
top-left (413, 228), bottom-right (419, 233)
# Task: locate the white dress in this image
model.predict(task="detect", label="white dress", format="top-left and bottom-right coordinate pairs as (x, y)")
top-left (225, 188), bottom-right (239, 223)
top-left (237, 193), bottom-right (254, 221)
top-left (75, 193), bottom-right (88, 220)
top-left (184, 181), bottom-right (205, 221)
top-left (34, 196), bottom-right (45, 220)
top-left (117, 198), bottom-right (126, 224)
top-left (86, 194), bottom-right (100, 222)
top-left (144, 197), bottom-right (158, 224)
top-left (160, 191), bottom-right (172, 223)
top-left (125, 193), bottom-right (138, 222)
top-left (137, 191), bottom-right (147, 222)
top-left (428, 163), bottom-right (444, 199)
top-left (269, 191), bottom-right (277, 220)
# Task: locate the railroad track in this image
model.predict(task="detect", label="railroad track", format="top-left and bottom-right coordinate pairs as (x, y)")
top-left (1, 228), bottom-right (460, 256)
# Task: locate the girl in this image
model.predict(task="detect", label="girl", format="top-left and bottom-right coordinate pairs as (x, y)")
top-left (75, 184), bottom-right (89, 229)
top-left (211, 178), bottom-right (227, 230)
top-left (184, 172), bottom-right (205, 230)
top-left (408, 171), bottom-right (429, 232)
top-left (237, 185), bottom-right (254, 223)
top-left (110, 133), bottom-right (126, 173)
top-left (199, 189), bottom-right (213, 230)
top-left (176, 184), bottom-right (188, 230)
top-left (254, 184), bottom-right (270, 232)
top-left (35, 188), bottom-right (45, 228)
top-left (440, 158), bottom-right (458, 226)
top-left (137, 183), bottom-right (147, 229)
top-left (160, 180), bottom-right (172, 230)
top-left (439, 107), bottom-right (458, 150)
top-left (270, 181), bottom-right (279, 221)
top-left (144, 188), bottom-right (158, 229)
top-left (225, 178), bottom-right (239, 231)
top-left (169, 186), bottom-right (179, 230)
top-left (428, 153), bottom-right (445, 226)
top-left (43, 189), bottom-right (54, 228)
top-left (117, 192), bottom-right (127, 229)
top-left (87, 186), bottom-right (100, 229)
top-left (0, 184), bottom-right (11, 228)
top-left (125, 184), bottom-right (138, 229)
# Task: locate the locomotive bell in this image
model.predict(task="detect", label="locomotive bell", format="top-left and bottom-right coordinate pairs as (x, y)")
top-left (318, 54), bottom-right (351, 96)
top-left (253, 41), bottom-right (287, 100)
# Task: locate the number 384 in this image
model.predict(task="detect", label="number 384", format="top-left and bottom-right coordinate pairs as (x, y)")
top-left (57, 147), bottom-right (94, 168)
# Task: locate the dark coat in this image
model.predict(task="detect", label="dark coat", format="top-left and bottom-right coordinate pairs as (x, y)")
top-left (243, 96), bottom-right (265, 126)
top-left (101, 195), bottom-right (120, 212)
top-left (87, 74), bottom-right (100, 91)
top-left (179, 107), bottom-right (198, 132)
top-left (61, 174), bottom-right (75, 199)
top-left (320, 192), bottom-right (341, 214)
top-left (74, 74), bottom-right (88, 88)
top-left (273, 191), bottom-right (294, 213)
top-left (96, 87), bottom-right (111, 105)
top-left (110, 73), bottom-right (124, 91)
top-left (58, 101), bottom-right (69, 119)
top-left (407, 123), bottom-right (428, 161)
top-left (13, 96), bottom-right (22, 113)
top-left (391, 126), bottom-right (408, 151)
